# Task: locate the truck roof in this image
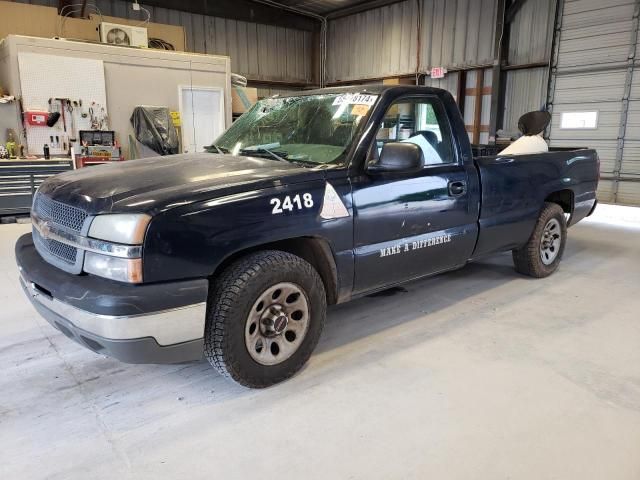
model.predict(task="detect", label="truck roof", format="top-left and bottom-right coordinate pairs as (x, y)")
top-left (273, 84), bottom-right (447, 98)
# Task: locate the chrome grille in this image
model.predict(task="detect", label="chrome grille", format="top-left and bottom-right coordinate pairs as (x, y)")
top-left (33, 231), bottom-right (77, 264)
top-left (34, 193), bottom-right (88, 233)
top-left (32, 193), bottom-right (89, 274)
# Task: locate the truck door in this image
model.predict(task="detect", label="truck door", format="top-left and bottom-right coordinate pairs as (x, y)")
top-left (351, 95), bottom-right (479, 295)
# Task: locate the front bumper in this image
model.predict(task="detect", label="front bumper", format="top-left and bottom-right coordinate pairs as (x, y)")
top-left (16, 233), bottom-right (208, 364)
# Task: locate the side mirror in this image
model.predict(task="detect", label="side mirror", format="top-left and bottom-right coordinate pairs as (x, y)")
top-left (367, 142), bottom-right (424, 175)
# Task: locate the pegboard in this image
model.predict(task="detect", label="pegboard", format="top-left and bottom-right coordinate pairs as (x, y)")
top-left (18, 52), bottom-right (109, 156)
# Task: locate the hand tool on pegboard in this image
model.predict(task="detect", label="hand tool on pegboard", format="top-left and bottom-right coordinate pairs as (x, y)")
top-left (17, 96), bottom-right (27, 145)
top-left (89, 104), bottom-right (96, 129)
top-left (67, 100), bottom-right (77, 155)
top-left (55, 98), bottom-right (69, 133)
top-left (46, 98), bottom-right (60, 127)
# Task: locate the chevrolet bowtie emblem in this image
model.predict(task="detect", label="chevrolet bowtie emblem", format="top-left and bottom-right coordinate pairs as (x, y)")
top-left (40, 220), bottom-right (52, 239)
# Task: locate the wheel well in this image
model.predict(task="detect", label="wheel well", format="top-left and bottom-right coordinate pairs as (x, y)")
top-left (211, 237), bottom-right (339, 305)
top-left (545, 190), bottom-right (574, 214)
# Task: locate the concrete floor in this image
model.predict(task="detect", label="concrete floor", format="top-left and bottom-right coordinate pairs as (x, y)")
top-left (1, 205), bottom-right (639, 480)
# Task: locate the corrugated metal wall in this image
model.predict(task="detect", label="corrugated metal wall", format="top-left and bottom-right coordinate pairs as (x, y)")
top-left (502, 0), bottom-right (556, 134)
top-left (326, 1), bottom-right (418, 82)
top-left (419, 0), bottom-right (497, 72)
top-left (502, 67), bottom-right (549, 135)
top-left (508, 0), bottom-right (556, 64)
top-left (327, 0), bottom-right (557, 140)
top-left (548, 0), bottom-right (640, 205)
top-left (256, 86), bottom-right (302, 98)
top-left (13, 0), bottom-right (315, 84)
top-left (326, 0), bottom-right (498, 83)
top-left (423, 72), bottom-right (460, 101)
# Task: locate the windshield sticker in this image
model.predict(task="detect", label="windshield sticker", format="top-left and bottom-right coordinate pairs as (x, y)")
top-left (351, 104), bottom-right (371, 116)
top-left (332, 93), bottom-right (378, 107)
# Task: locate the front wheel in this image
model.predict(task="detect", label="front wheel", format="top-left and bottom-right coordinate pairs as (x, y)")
top-left (512, 202), bottom-right (567, 278)
top-left (204, 250), bottom-right (326, 388)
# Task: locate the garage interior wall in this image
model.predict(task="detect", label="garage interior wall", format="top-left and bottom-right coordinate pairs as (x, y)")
top-left (7, 0), bottom-right (639, 204)
top-left (326, 0), bottom-right (498, 83)
top-left (325, 0), bottom-right (558, 138)
top-left (0, 35), bottom-right (231, 158)
top-left (12, 0), bottom-right (315, 85)
top-left (501, 0), bottom-right (556, 134)
top-left (548, 0), bottom-right (640, 205)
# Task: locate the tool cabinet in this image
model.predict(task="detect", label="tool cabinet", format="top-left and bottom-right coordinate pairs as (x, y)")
top-left (0, 159), bottom-right (73, 215)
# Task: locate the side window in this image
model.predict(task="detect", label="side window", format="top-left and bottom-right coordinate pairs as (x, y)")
top-left (375, 97), bottom-right (455, 165)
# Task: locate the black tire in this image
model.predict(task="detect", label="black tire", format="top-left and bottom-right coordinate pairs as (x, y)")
top-left (512, 202), bottom-right (567, 278)
top-left (204, 250), bottom-right (326, 388)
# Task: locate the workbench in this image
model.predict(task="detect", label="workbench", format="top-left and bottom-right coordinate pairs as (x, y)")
top-left (75, 156), bottom-right (124, 169)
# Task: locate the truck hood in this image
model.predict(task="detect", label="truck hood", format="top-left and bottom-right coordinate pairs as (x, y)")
top-left (38, 153), bottom-right (327, 215)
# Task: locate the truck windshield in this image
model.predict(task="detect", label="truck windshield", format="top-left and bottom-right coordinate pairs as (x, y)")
top-left (212, 93), bottom-right (378, 166)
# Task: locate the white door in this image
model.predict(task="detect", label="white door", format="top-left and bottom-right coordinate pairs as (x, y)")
top-left (179, 86), bottom-right (225, 153)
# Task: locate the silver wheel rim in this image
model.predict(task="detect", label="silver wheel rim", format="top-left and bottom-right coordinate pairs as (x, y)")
top-left (244, 282), bottom-right (310, 366)
top-left (540, 218), bottom-right (561, 265)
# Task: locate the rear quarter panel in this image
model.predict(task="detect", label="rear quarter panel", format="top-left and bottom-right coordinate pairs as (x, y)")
top-left (472, 149), bottom-right (598, 258)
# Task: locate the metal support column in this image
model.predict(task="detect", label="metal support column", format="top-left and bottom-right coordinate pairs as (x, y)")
top-left (545, 0), bottom-right (564, 140)
top-left (613, 0), bottom-right (640, 202)
top-left (473, 69), bottom-right (485, 144)
top-left (488, 0), bottom-right (507, 143)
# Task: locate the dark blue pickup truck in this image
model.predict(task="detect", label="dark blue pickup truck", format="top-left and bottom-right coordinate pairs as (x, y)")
top-left (16, 86), bottom-right (599, 387)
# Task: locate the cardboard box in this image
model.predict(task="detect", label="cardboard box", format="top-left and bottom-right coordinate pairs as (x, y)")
top-left (0, 1), bottom-right (58, 40)
top-left (377, 127), bottom-right (396, 140)
top-left (0, 2), bottom-right (186, 52)
top-left (232, 86), bottom-right (258, 114)
top-left (382, 77), bottom-right (415, 86)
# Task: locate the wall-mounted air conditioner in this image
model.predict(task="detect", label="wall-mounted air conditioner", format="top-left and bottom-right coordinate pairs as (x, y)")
top-left (99, 22), bottom-right (148, 48)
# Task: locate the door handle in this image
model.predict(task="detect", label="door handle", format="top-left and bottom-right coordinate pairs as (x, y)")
top-left (448, 181), bottom-right (467, 196)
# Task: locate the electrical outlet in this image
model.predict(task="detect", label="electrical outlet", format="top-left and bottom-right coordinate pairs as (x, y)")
top-left (132, 2), bottom-right (141, 11)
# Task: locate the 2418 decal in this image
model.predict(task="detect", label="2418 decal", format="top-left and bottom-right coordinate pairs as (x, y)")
top-left (270, 193), bottom-right (314, 214)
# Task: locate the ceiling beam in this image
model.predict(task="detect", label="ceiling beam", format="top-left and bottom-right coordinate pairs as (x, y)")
top-left (325, 0), bottom-right (408, 19)
top-left (138, 0), bottom-right (320, 31)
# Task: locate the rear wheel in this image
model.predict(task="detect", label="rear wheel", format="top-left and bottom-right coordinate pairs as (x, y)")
top-left (512, 202), bottom-right (567, 278)
top-left (204, 250), bottom-right (326, 388)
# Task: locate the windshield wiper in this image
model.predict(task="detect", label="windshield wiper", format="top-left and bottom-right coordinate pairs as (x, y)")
top-left (240, 147), bottom-right (288, 162)
top-left (205, 144), bottom-right (229, 154)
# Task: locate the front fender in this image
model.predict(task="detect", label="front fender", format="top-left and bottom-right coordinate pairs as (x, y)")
top-left (142, 179), bottom-right (354, 285)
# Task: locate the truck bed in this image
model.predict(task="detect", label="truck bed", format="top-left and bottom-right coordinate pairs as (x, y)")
top-left (471, 147), bottom-right (599, 259)
top-left (471, 144), bottom-right (588, 158)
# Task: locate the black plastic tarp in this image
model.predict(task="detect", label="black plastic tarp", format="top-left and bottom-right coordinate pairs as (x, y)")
top-left (130, 106), bottom-right (179, 155)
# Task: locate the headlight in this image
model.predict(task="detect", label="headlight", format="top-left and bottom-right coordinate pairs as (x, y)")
top-left (88, 214), bottom-right (151, 245)
top-left (84, 252), bottom-right (143, 283)
top-left (85, 214), bottom-right (150, 283)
